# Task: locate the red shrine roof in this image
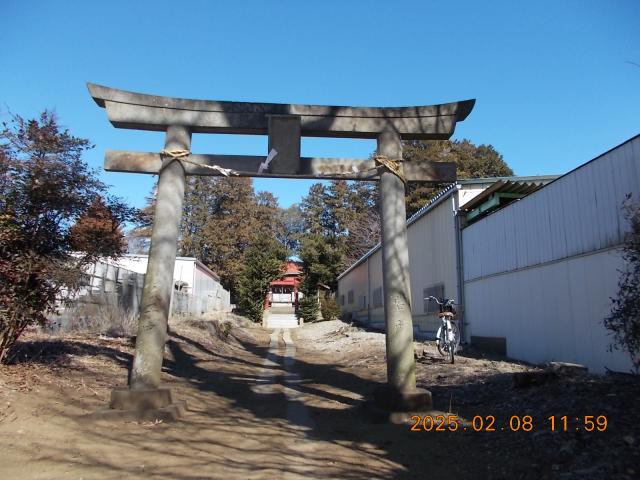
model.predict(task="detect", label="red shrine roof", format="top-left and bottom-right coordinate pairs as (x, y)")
top-left (283, 261), bottom-right (302, 276)
top-left (269, 261), bottom-right (302, 287)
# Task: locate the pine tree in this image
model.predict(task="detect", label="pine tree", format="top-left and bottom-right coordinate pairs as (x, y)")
top-left (237, 237), bottom-right (286, 323)
top-left (298, 180), bottom-right (380, 293)
top-left (277, 204), bottom-right (305, 253)
top-left (300, 183), bottom-right (328, 235)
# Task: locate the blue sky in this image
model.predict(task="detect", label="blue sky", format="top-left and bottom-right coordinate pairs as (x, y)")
top-left (1, 0), bottom-right (638, 210)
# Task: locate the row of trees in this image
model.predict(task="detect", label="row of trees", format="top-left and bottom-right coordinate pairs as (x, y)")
top-left (131, 177), bottom-right (288, 300)
top-left (2, 110), bottom-right (637, 371)
top-left (0, 110), bottom-right (516, 359)
top-left (127, 138), bottom-right (513, 319)
top-left (128, 138), bottom-right (514, 322)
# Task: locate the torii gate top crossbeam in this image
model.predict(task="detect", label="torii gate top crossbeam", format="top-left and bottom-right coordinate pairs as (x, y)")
top-left (88, 83), bottom-right (474, 140)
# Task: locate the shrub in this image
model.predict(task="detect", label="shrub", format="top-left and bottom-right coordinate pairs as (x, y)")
top-left (320, 296), bottom-right (340, 321)
top-left (604, 195), bottom-right (640, 373)
top-left (297, 296), bottom-right (320, 323)
top-left (0, 111), bottom-right (136, 363)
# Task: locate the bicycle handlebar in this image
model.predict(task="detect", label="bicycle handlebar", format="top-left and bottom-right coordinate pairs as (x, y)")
top-left (424, 296), bottom-right (456, 306)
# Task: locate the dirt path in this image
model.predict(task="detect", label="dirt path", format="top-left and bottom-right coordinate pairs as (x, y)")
top-left (0, 319), bottom-right (638, 479)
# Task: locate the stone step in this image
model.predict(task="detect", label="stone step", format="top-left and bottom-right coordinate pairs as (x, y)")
top-left (266, 314), bottom-right (299, 329)
top-left (270, 306), bottom-right (296, 315)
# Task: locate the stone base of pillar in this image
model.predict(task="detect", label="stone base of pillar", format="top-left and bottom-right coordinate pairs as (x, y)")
top-left (83, 387), bottom-right (187, 422)
top-left (364, 386), bottom-right (433, 424)
top-left (374, 385), bottom-right (433, 412)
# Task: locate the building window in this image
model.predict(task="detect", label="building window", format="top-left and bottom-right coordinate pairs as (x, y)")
top-left (339, 295), bottom-right (345, 306)
top-left (372, 287), bottom-right (383, 308)
top-left (347, 290), bottom-right (354, 304)
top-left (423, 284), bottom-right (445, 314)
top-left (358, 295), bottom-right (366, 309)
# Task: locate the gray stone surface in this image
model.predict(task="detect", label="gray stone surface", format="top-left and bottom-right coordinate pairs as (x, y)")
top-left (268, 115), bottom-right (301, 174)
top-left (104, 151), bottom-right (456, 182)
top-left (378, 130), bottom-right (417, 393)
top-left (129, 125), bottom-right (191, 390)
top-left (88, 83), bottom-right (475, 140)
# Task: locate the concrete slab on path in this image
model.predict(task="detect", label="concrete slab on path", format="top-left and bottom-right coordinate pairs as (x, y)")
top-left (266, 313), bottom-right (299, 329)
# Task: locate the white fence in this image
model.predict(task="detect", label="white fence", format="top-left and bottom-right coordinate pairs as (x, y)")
top-left (53, 259), bottom-right (231, 331)
top-left (171, 286), bottom-right (231, 316)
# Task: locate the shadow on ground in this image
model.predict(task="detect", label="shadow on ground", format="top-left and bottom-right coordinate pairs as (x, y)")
top-left (4, 325), bottom-right (638, 480)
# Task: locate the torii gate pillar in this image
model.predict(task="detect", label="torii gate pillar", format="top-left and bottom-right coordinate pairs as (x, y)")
top-left (375, 130), bottom-right (432, 411)
top-left (130, 125), bottom-right (190, 390)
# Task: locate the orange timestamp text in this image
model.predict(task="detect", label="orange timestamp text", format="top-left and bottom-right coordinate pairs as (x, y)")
top-left (410, 414), bottom-right (608, 432)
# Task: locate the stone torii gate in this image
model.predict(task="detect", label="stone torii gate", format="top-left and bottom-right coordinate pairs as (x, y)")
top-left (87, 83), bottom-right (474, 418)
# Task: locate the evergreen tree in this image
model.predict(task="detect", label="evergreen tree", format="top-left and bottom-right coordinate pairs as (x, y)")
top-left (298, 180), bottom-right (380, 294)
top-left (300, 183), bottom-right (329, 235)
top-left (183, 177), bottom-right (263, 297)
top-left (403, 139), bottom-right (513, 217)
top-left (299, 233), bottom-right (345, 292)
top-left (237, 237), bottom-right (286, 323)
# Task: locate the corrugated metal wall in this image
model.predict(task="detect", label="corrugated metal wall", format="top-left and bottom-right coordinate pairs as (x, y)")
top-left (338, 192), bottom-right (462, 335)
top-left (463, 135), bottom-right (639, 372)
top-left (338, 250), bottom-right (370, 324)
top-left (407, 196), bottom-right (458, 332)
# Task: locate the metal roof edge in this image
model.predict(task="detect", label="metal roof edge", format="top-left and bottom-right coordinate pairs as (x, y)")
top-left (337, 174), bottom-right (563, 282)
top-left (338, 183), bottom-right (459, 281)
top-left (457, 174), bottom-right (560, 185)
top-left (337, 242), bottom-right (381, 281)
top-left (193, 259), bottom-right (221, 282)
top-left (460, 133), bottom-right (640, 227)
top-left (534, 133), bottom-right (640, 190)
top-left (122, 253), bottom-right (222, 281)
top-left (406, 183), bottom-right (459, 227)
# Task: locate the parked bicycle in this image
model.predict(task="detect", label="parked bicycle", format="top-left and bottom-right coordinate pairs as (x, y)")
top-left (425, 296), bottom-right (460, 364)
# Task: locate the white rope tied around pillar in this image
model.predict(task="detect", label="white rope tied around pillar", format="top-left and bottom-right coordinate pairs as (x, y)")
top-left (160, 149), bottom-right (239, 177)
top-left (373, 154), bottom-right (406, 184)
top-left (318, 155), bottom-right (406, 183)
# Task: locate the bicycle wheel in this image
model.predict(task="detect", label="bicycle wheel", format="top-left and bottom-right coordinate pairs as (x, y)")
top-left (448, 339), bottom-right (455, 364)
top-left (436, 326), bottom-right (447, 356)
top-left (450, 322), bottom-right (461, 353)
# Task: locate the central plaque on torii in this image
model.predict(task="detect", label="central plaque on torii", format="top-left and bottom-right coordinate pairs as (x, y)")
top-left (88, 83), bottom-right (475, 420)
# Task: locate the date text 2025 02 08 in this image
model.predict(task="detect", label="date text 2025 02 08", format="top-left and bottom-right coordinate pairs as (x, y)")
top-left (409, 415), bottom-right (608, 432)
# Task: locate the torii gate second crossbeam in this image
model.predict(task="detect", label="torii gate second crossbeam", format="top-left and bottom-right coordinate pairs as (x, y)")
top-left (87, 83), bottom-right (475, 419)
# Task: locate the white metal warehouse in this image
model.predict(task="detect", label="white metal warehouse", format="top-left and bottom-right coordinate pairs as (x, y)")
top-left (338, 175), bottom-right (557, 333)
top-left (338, 134), bottom-right (639, 373)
